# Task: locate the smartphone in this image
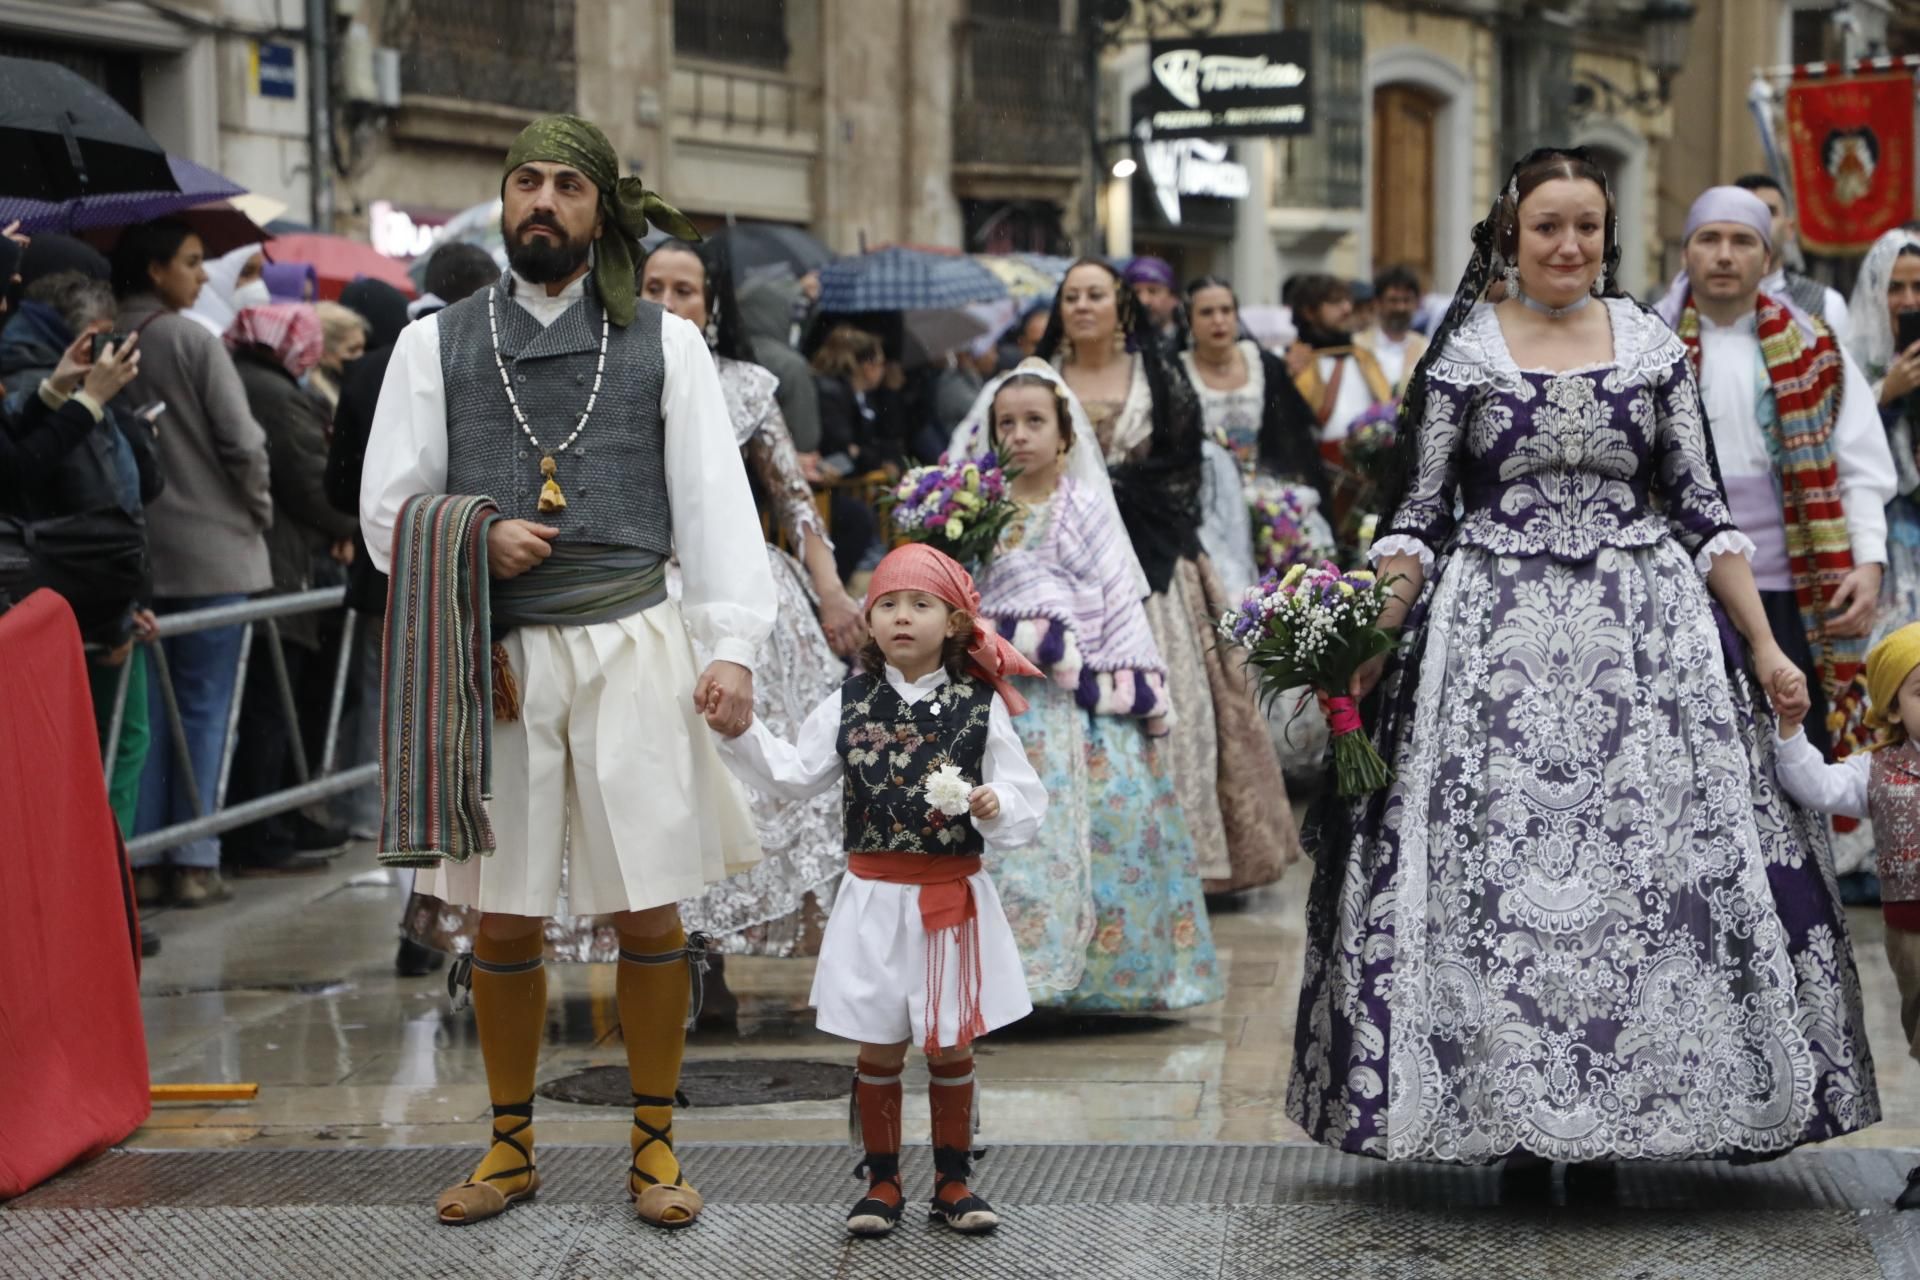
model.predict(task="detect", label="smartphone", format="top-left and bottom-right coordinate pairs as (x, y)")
top-left (134, 400), bottom-right (166, 424)
top-left (91, 331), bottom-right (132, 362)
top-left (1898, 310), bottom-right (1920, 357)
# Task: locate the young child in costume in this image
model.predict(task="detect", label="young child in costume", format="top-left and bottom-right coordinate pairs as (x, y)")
top-left (1774, 620), bottom-right (1920, 1208)
top-left (709, 543), bottom-right (1048, 1238)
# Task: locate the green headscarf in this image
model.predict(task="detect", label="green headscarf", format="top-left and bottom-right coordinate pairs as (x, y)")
top-left (501, 114), bottom-right (699, 327)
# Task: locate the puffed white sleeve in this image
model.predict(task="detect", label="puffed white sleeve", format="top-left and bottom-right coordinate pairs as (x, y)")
top-left (974, 694), bottom-right (1048, 848)
top-left (360, 315), bottom-right (448, 575)
top-left (1772, 727), bottom-right (1870, 820)
top-left (716, 689), bottom-right (844, 800)
top-left (661, 312), bottom-right (777, 670)
top-left (1834, 348), bottom-right (1898, 566)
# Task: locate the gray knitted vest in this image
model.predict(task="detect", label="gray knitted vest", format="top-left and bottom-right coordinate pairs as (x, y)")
top-left (1784, 271), bottom-right (1830, 325)
top-left (439, 275), bottom-right (671, 555)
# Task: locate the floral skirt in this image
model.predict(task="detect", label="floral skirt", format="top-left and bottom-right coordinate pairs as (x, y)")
top-left (402, 546), bottom-right (848, 962)
top-left (1142, 554), bottom-right (1299, 893)
top-left (988, 677), bottom-right (1223, 1012)
top-left (1287, 540), bottom-right (1880, 1162)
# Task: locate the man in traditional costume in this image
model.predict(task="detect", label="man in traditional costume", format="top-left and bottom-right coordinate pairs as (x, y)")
top-left (1658, 185), bottom-right (1896, 764)
top-left (1735, 173), bottom-right (1853, 344)
top-left (360, 114), bottom-right (775, 1230)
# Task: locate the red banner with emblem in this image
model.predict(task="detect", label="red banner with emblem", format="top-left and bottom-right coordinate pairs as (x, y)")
top-left (1784, 72), bottom-right (1915, 253)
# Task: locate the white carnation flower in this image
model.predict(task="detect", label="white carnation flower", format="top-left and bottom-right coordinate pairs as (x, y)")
top-left (925, 763), bottom-right (974, 817)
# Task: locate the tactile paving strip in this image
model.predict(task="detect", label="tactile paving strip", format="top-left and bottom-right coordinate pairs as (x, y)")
top-left (5, 1143), bottom-right (1918, 1279)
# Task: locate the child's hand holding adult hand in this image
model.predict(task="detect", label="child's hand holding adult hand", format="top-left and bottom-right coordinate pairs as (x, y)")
top-left (968, 786), bottom-right (1000, 821)
top-left (705, 704), bottom-right (752, 739)
top-left (1772, 666), bottom-right (1810, 738)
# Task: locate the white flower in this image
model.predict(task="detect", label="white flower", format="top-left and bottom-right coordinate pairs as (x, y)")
top-left (925, 763), bottom-right (974, 817)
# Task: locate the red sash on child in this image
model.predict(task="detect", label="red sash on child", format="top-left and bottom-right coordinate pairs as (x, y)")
top-left (848, 852), bottom-right (987, 1054)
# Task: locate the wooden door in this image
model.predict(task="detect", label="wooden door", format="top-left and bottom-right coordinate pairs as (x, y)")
top-left (1373, 84), bottom-right (1439, 282)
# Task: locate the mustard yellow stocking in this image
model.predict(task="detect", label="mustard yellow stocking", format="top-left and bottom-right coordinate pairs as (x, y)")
top-left (618, 926), bottom-right (695, 1216)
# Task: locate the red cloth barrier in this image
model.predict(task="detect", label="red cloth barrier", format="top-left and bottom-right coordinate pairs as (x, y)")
top-left (0, 591), bottom-right (149, 1197)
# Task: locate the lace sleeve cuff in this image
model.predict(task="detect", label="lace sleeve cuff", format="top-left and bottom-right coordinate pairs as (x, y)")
top-left (1694, 529), bottom-right (1756, 575)
top-left (1369, 534), bottom-right (1434, 573)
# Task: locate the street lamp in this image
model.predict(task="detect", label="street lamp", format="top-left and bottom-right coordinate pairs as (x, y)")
top-left (1570, 0), bottom-right (1697, 117)
top-left (1112, 157), bottom-right (1138, 179)
top-left (1643, 0), bottom-right (1696, 99)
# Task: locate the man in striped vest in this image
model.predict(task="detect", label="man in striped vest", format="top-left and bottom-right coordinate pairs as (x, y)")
top-left (1661, 185), bottom-right (1895, 793)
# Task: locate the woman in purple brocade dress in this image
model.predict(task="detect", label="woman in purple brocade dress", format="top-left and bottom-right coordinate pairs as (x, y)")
top-left (1286, 149), bottom-right (1880, 1169)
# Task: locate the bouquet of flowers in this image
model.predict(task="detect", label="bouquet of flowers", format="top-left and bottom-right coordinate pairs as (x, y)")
top-left (884, 454), bottom-right (1020, 567)
top-left (1219, 563), bottom-right (1399, 796)
top-left (1342, 401), bottom-right (1399, 478)
top-left (1248, 483), bottom-right (1334, 577)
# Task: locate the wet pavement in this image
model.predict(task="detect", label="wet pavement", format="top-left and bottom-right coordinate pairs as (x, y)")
top-left (9, 843), bottom-right (1920, 1275)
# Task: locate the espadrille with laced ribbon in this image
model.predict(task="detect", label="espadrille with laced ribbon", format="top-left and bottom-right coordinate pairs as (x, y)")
top-left (628, 1091), bottom-right (703, 1228)
top-left (435, 1101), bottom-right (540, 1225)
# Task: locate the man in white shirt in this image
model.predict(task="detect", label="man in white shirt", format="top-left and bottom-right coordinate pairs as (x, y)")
top-left (1735, 173), bottom-right (1852, 344)
top-left (360, 114), bottom-right (774, 1232)
top-left (1287, 273), bottom-right (1391, 451)
top-left (1660, 185), bottom-right (1895, 761)
top-left (1356, 264), bottom-right (1429, 396)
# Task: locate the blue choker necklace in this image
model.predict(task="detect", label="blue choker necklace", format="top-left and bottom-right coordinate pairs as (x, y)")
top-left (1516, 289), bottom-right (1593, 320)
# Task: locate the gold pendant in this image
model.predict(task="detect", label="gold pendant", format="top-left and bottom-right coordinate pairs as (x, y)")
top-left (537, 454), bottom-right (567, 513)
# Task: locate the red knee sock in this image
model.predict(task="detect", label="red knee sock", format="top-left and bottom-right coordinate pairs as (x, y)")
top-left (854, 1058), bottom-right (904, 1208)
top-left (928, 1054), bottom-right (977, 1207)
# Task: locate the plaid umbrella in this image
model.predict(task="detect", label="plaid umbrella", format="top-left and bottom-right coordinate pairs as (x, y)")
top-left (817, 247), bottom-right (1007, 313)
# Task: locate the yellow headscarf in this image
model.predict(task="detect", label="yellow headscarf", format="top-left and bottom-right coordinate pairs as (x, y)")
top-left (1865, 622), bottom-right (1920, 748)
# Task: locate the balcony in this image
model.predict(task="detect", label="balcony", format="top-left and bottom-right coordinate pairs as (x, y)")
top-left (952, 17), bottom-right (1086, 176)
top-left (394, 0), bottom-right (576, 115)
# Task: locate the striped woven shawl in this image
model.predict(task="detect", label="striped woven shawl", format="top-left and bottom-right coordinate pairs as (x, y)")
top-left (377, 494), bottom-right (503, 868)
top-left (1678, 291), bottom-right (1870, 754)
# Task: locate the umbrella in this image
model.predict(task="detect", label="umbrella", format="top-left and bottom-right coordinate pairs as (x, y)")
top-left (267, 232), bottom-right (416, 300)
top-left (818, 247), bottom-right (1008, 313)
top-left (708, 222), bottom-right (832, 284)
top-left (0, 156), bottom-right (270, 257)
top-left (0, 57), bottom-right (177, 201)
top-left (975, 255), bottom-right (1059, 306)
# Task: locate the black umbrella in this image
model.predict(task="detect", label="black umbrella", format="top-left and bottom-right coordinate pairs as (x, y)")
top-left (0, 57), bottom-right (178, 202)
top-left (708, 222), bottom-right (832, 284)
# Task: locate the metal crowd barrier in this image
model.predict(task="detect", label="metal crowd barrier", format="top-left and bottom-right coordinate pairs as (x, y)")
top-left (105, 588), bottom-right (378, 859)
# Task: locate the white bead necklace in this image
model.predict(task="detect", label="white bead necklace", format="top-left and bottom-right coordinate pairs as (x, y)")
top-left (488, 284), bottom-right (609, 513)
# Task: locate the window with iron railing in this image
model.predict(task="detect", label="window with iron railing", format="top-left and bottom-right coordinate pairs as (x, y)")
top-left (394, 0), bottom-right (576, 113)
top-left (1273, 0), bottom-right (1363, 210)
top-left (675, 0), bottom-right (790, 69)
top-left (954, 18), bottom-right (1085, 168)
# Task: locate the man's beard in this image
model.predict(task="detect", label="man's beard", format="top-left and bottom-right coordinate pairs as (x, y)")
top-left (506, 216), bottom-right (591, 284)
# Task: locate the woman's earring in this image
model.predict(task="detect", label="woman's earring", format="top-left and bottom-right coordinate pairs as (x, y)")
top-left (1502, 259), bottom-right (1520, 298)
top-left (1112, 329), bottom-right (1127, 355)
top-left (704, 313), bottom-right (720, 347)
top-left (1058, 334), bottom-right (1075, 363)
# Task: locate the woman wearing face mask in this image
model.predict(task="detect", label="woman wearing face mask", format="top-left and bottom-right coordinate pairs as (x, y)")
top-left (185, 246), bottom-right (272, 338)
top-left (1291, 148), bottom-right (1877, 1175)
top-left (1007, 258), bottom-right (1298, 896)
top-left (307, 301), bottom-right (368, 413)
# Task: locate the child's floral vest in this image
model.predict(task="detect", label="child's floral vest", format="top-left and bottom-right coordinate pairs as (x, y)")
top-left (836, 671), bottom-right (993, 855)
top-left (1870, 741), bottom-right (1920, 904)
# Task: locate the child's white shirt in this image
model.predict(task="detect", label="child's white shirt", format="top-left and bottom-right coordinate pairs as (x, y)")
top-left (717, 664), bottom-right (1048, 847)
top-left (1773, 728), bottom-right (1871, 820)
